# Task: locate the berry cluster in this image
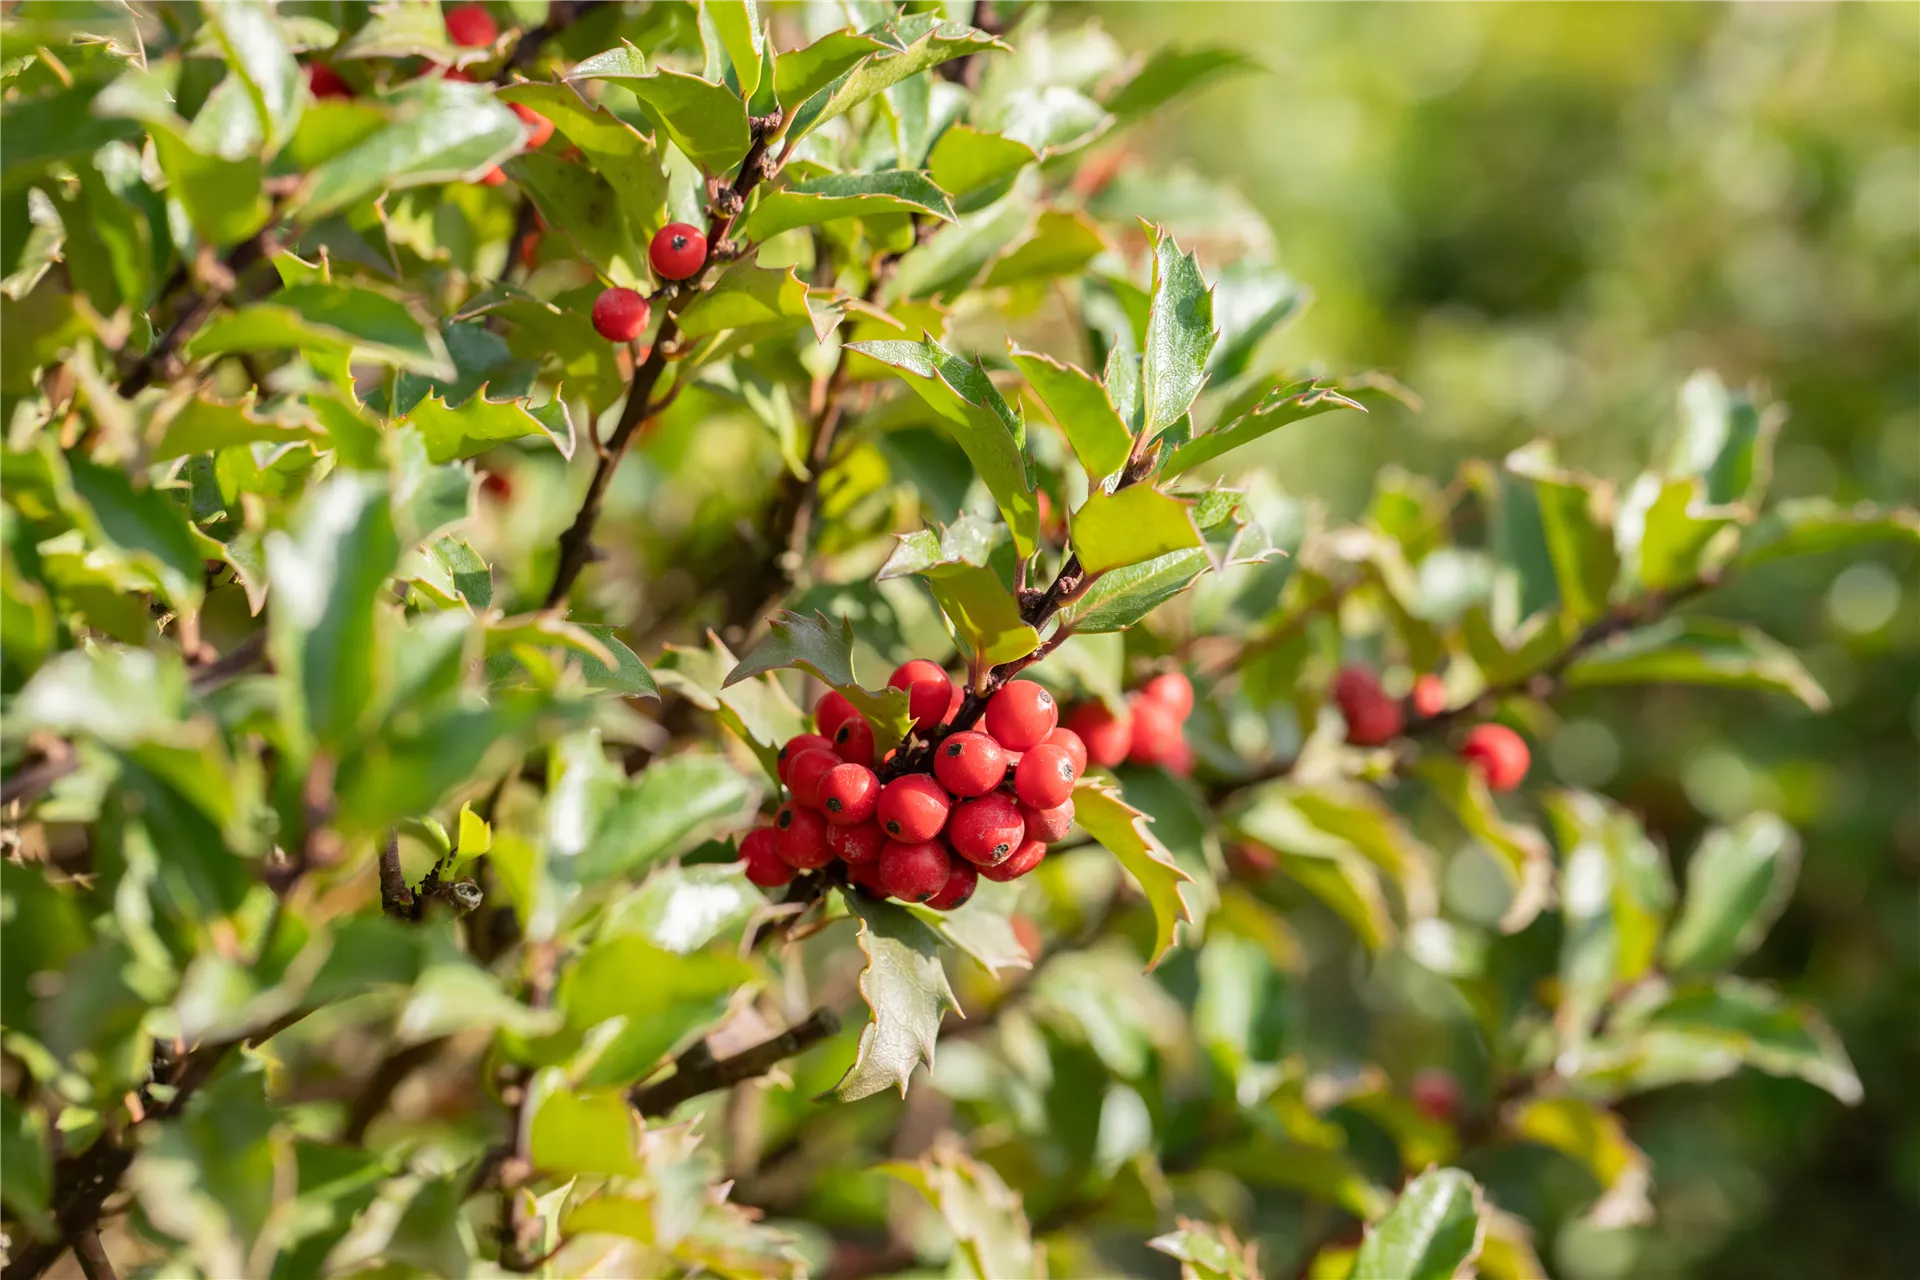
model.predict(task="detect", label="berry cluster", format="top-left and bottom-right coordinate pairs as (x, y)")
top-left (1060, 671), bottom-right (1197, 776)
top-left (736, 663), bottom-right (1089, 909)
top-left (589, 224), bottom-right (710, 343)
top-left (1332, 665), bottom-right (1531, 791)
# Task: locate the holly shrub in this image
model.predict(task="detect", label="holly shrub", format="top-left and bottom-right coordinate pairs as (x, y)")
top-left (2, 3), bottom-right (1916, 1279)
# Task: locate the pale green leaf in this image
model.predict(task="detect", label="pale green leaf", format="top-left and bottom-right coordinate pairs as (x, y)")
top-left (1010, 343), bottom-right (1132, 482)
top-left (1073, 777), bottom-right (1194, 970)
top-left (1070, 484), bottom-right (1203, 576)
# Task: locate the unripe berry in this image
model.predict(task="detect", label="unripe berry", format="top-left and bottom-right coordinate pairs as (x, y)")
top-left (1411, 1068), bottom-right (1463, 1123)
top-left (1412, 673), bottom-right (1448, 719)
top-left (947, 793), bottom-right (1025, 866)
top-left (831, 714), bottom-right (876, 767)
top-left (777, 734), bottom-right (833, 783)
top-left (784, 748), bottom-right (838, 809)
top-left (1140, 671), bottom-right (1195, 720)
top-left (1014, 743), bottom-right (1077, 810)
top-left (306, 63), bottom-right (351, 99)
top-left (980, 836), bottom-right (1045, 882)
top-left (925, 858), bottom-right (978, 911)
top-left (1126, 695), bottom-right (1184, 768)
top-left (649, 221), bottom-right (708, 280)
top-left (1064, 702), bottom-right (1131, 769)
top-left (1045, 727), bottom-right (1088, 776)
top-left (819, 763), bottom-right (880, 825)
top-left (591, 287), bottom-right (650, 343)
top-left (888, 659), bottom-right (954, 732)
top-left (814, 689), bottom-right (858, 738)
top-left (739, 827), bottom-right (792, 888)
top-left (1332, 665), bottom-right (1404, 746)
top-left (773, 802), bottom-right (833, 869)
top-left (878, 839), bottom-right (950, 903)
top-left (828, 820), bottom-right (885, 866)
top-left (1460, 723), bottom-right (1530, 792)
top-left (445, 4), bottom-right (498, 47)
top-left (1018, 798), bottom-right (1074, 844)
top-left (877, 774), bottom-right (950, 842)
top-left (932, 731), bottom-right (1007, 798)
top-left (984, 680), bottom-right (1058, 751)
top-left (509, 101), bottom-right (554, 148)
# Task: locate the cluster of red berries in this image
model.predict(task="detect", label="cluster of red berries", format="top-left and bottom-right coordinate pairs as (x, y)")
top-left (736, 662), bottom-right (1090, 909)
top-left (1331, 665), bottom-right (1530, 791)
top-left (589, 225), bottom-right (709, 342)
top-left (1059, 671), bottom-right (1197, 776)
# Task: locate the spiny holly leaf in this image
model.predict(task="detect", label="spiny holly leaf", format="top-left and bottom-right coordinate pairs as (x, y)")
top-left (878, 1140), bottom-right (1042, 1280)
top-left (675, 261), bottom-right (832, 342)
top-left (1011, 343), bottom-right (1133, 483)
top-left (568, 42), bottom-right (751, 174)
top-left (655, 630), bottom-right (809, 785)
top-left (877, 512), bottom-right (1000, 579)
top-left (1502, 1096), bottom-right (1651, 1229)
top-left (723, 611), bottom-right (915, 748)
top-left (1561, 616), bottom-right (1828, 711)
top-left (912, 878), bottom-right (1031, 977)
top-left (924, 564), bottom-right (1040, 668)
top-left (1070, 484), bottom-right (1203, 576)
top-left (573, 624), bottom-right (658, 700)
top-left (1351, 1167), bottom-right (1487, 1280)
top-left (1072, 777), bottom-right (1194, 970)
top-left (829, 895), bottom-right (958, 1101)
top-left (1141, 224), bottom-right (1216, 440)
top-left (1149, 1219), bottom-right (1264, 1280)
top-left (1160, 379), bottom-right (1362, 479)
top-left (739, 170), bottom-right (957, 241)
top-left (785, 13), bottom-right (1003, 145)
top-left (190, 282), bottom-right (454, 379)
top-left (298, 77), bottom-right (524, 217)
top-left (1663, 812), bottom-right (1800, 974)
top-left (396, 389), bottom-right (574, 464)
top-left (150, 394), bottom-right (317, 460)
top-left (771, 28), bottom-right (889, 107)
top-left (496, 82), bottom-right (671, 238)
top-left (706, 0), bottom-right (766, 101)
top-left (1055, 546), bottom-right (1211, 634)
top-left (506, 151), bottom-right (650, 289)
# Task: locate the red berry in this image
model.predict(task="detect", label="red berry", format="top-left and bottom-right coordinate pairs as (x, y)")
top-left (878, 839), bottom-right (950, 903)
top-left (479, 470), bottom-right (512, 500)
top-left (1164, 740), bottom-right (1196, 778)
top-left (785, 748), bottom-right (838, 809)
top-left (445, 4), bottom-right (498, 47)
top-left (649, 221), bottom-right (708, 280)
top-left (1411, 1068), bottom-right (1463, 1123)
top-left (591, 287), bottom-right (650, 343)
top-left (1412, 673), bottom-right (1448, 719)
top-left (819, 763), bottom-right (879, 825)
top-left (877, 773), bottom-right (950, 843)
top-left (306, 63), bottom-right (351, 99)
top-left (773, 803), bottom-right (833, 869)
top-left (932, 731), bottom-right (1007, 798)
top-left (980, 836), bottom-right (1045, 882)
top-left (777, 734), bottom-right (834, 783)
top-left (814, 689), bottom-right (858, 738)
top-left (925, 858), bottom-right (978, 911)
top-left (479, 165), bottom-right (507, 187)
top-left (845, 854), bottom-right (889, 897)
top-left (1140, 671), bottom-right (1195, 720)
top-left (888, 659), bottom-right (954, 733)
top-left (1064, 702), bottom-right (1131, 769)
top-left (739, 827), bottom-right (792, 888)
top-left (509, 101), bottom-right (555, 148)
top-left (943, 684), bottom-right (964, 723)
top-left (984, 680), bottom-right (1058, 751)
top-left (1460, 723), bottom-right (1530, 792)
top-left (1333, 665), bottom-right (1404, 745)
top-left (1045, 727), bottom-right (1087, 777)
top-left (1126, 695), bottom-right (1185, 767)
top-left (1019, 798), bottom-right (1074, 844)
top-left (832, 715), bottom-right (876, 766)
top-left (436, 66), bottom-right (476, 82)
top-left (518, 230), bottom-right (541, 271)
top-left (947, 794), bottom-right (1025, 866)
top-left (1014, 743), bottom-right (1077, 810)
top-left (828, 820), bottom-right (886, 866)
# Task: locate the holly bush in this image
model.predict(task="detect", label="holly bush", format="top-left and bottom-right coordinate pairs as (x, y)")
top-left (2, 3), bottom-right (1915, 1279)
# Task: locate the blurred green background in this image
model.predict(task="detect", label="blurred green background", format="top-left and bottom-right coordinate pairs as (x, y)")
top-left (1090, 5), bottom-right (1918, 1278)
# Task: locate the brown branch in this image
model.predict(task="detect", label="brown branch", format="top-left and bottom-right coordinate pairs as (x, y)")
top-left (70, 1229), bottom-right (115, 1280)
top-left (377, 832), bottom-right (414, 918)
top-left (1, 742), bottom-right (76, 809)
top-left (631, 1008), bottom-right (840, 1118)
top-left (342, 1035), bottom-right (453, 1145)
top-left (116, 225), bottom-right (281, 398)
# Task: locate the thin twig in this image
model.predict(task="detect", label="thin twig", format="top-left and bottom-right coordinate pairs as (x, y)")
top-left (342, 1035), bottom-right (454, 1145)
top-left (377, 832), bottom-right (414, 918)
top-left (632, 1008), bottom-right (841, 1117)
top-left (116, 224), bottom-right (281, 397)
top-left (70, 1229), bottom-right (116, 1280)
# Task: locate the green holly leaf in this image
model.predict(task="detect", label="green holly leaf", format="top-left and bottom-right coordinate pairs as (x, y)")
top-left (299, 78), bottom-right (525, 217)
top-left (1665, 370), bottom-right (1778, 508)
top-left (876, 513), bottom-right (1000, 579)
top-left (150, 395), bottom-right (317, 460)
top-left (1503, 1096), bottom-right (1651, 1229)
top-left (771, 29), bottom-right (888, 107)
top-left (1056, 546), bottom-right (1211, 634)
top-left (1506, 443), bottom-right (1619, 625)
top-left (1104, 46), bottom-right (1263, 121)
top-left (1615, 474), bottom-right (1736, 592)
top-left (190, 283), bottom-right (454, 379)
top-left (924, 563), bottom-right (1040, 668)
top-left (1209, 260), bottom-right (1308, 379)
top-left (706, 0), bottom-right (766, 100)
top-left (830, 895), bottom-right (959, 1101)
top-left (785, 14), bottom-right (1002, 145)
top-left (1160, 380), bottom-right (1363, 480)
top-left (396, 390), bottom-right (574, 464)
top-left (568, 42), bottom-right (750, 174)
top-left (573, 624), bottom-right (658, 699)
top-left (201, 0), bottom-right (302, 156)
top-left (739, 169), bottom-right (956, 240)
top-left (1562, 616), bottom-right (1827, 710)
top-left (149, 119), bottom-right (271, 246)
top-left (654, 630), bottom-right (809, 784)
top-left (497, 82), bottom-right (671, 238)
top-left (66, 455), bottom-right (211, 609)
top-left (1072, 777), bottom-right (1194, 970)
top-left (528, 1071), bottom-right (642, 1178)
top-left (1351, 1167), bottom-right (1487, 1280)
top-left (1141, 224), bottom-right (1216, 440)
top-left (1010, 343), bottom-right (1133, 482)
top-left (722, 611), bottom-right (915, 748)
top-left (982, 208), bottom-right (1107, 288)
top-left (1070, 484), bottom-right (1204, 576)
top-left (675, 260), bottom-right (830, 342)
top-left (1413, 756), bottom-right (1553, 934)
top-left (506, 151), bottom-right (650, 288)
top-left (1663, 813), bottom-right (1801, 975)
top-left (927, 123), bottom-right (1038, 203)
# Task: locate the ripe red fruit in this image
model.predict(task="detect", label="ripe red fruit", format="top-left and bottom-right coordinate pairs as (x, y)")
top-left (925, 859), bottom-right (978, 911)
top-left (1164, 740), bottom-right (1196, 778)
top-left (445, 4), bottom-right (498, 47)
top-left (943, 684), bottom-right (964, 723)
top-left (1460, 723), bottom-right (1530, 792)
top-left (649, 222), bottom-right (708, 280)
top-left (819, 763), bottom-right (879, 826)
top-left (1014, 743), bottom-right (1077, 810)
top-left (1412, 673), bottom-right (1448, 719)
top-left (509, 101), bottom-right (554, 148)
top-left (1019, 798), bottom-right (1074, 844)
top-left (739, 827), bottom-right (792, 888)
top-left (932, 731), bottom-right (1007, 798)
top-left (831, 715), bottom-right (876, 767)
top-left (479, 165), bottom-right (507, 187)
top-left (773, 803), bottom-right (832, 869)
top-left (784, 748), bottom-right (838, 809)
top-left (1126, 695), bottom-right (1185, 767)
top-left (877, 774), bottom-right (950, 842)
top-left (947, 794), bottom-right (1025, 866)
top-left (306, 63), bottom-right (351, 99)
top-left (479, 470), bottom-right (512, 501)
top-left (1333, 665), bottom-right (1404, 746)
top-left (980, 836), bottom-right (1045, 882)
top-left (814, 689), bottom-right (858, 738)
top-left (1065, 702), bottom-right (1131, 769)
top-left (845, 856), bottom-right (889, 898)
top-left (777, 734), bottom-right (834, 782)
top-left (984, 680), bottom-right (1058, 751)
top-left (1045, 727), bottom-right (1088, 776)
top-left (591, 287), bottom-right (650, 343)
top-left (828, 820), bottom-right (885, 866)
top-left (1140, 671), bottom-right (1195, 720)
top-left (1411, 1068), bottom-right (1463, 1123)
top-left (878, 839), bottom-right (951, 903)
top-left (888, 659), bottom-right (954, 732)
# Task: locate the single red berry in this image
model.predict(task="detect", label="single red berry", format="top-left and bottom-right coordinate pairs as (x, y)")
top-left (1460, 723), bottom-right (1530, 792)
top-left (980, 836), bottom-right (1045, 882)
top-left (877, 774), bottom-right (950, 842)
top-left (878, 839), bottom-right (951, 903)
top-left (947, 793), bottom-right (1025, 866)
top-left (1140, 671), bottom-right (1195, 720)
top-left (828, 820), bottom-right (886, 866)
top-left (1126, 694), bottom-right (1185, 767)
top-left (1333, 665), bottom-right (1404, 746)
top-left (777, 734), bottom-right (834, 783)
top-left (1064, 702), bottom-right (1131, 769)
top-left (925, 858), bottom-right (978, 911)
top-left (518, 230), bottom-right (541, 271)
top-left (888, 659), bottom-right (954, 733)
top-left (819, 763), bottom-right (880, 825)
top-left (832, 715), bottom-right (876, 767)
top-left (591, 287), bottom-right (650, 343)
top-left (479, 165), bottom-right (507, 186)
top-left (1045, 727), bottom-right (1088, 777)
top-left (479, 470), bottom-right (512, 501)
top-left (943, 683), bottom-right (964, 723)
top-left (649, 221), bottom-right (708, 280)
top-left (305, 63), bottom-right (351, 99)
top-left (845, 854), bottom-right (889, 897)
top-left (1412, 673), bottom-right (1448, 719)
top-left (1014, 743), bottom-right (1077, 810)
top-left (984, 680), bottom-right (1058, 751)
top-left (435, 66), bottom-right (476, 82)
top-left (739, 827), bottom-right (792, 888)
top-left (773, 802), bottom-right (833, 869)
top-left (509, 101), bottom-right (555, 148)
top-left (1019, 798), bottom-right (1074, 844)
top-left (785, 748), bottom-right (838, 809)
top-left (814, 689), bottom-right (858, 738)
top-left (1164, 739), bottom-right (1196, 778)
top-left (1411, 1068), bottom-right (1463, 1123)
top-left (932, 731), bottom-right (1007, 798)
top-left (445, 4), bottom-right (498, 47)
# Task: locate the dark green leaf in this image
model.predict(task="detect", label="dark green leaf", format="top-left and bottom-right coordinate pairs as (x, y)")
top-left (1141, 225), bottom-right (1216, 439)
top-left (1160, 380), bottom-right (1362, 479)
top-left (506, 150), bottom-right (649, 287)
top-left (568, 42), bottom-right (750, 174)
top-left (1055, 546), bottom-right (1211, 634)
top-left (786, 15), bottom-right (1001, 145)
top-left (190, 282), bottom-right (454, 378)
top-left (497, 82), bottom-right (671, 238)
top-left (300, 78), bottom-right (525, 217)
top-left (740, 169), bottom-right (956, 240)
top-left (1506, 443), bottom-right (1619, 625)
top-left (1351, 1167), bottom-right (1486, 1280)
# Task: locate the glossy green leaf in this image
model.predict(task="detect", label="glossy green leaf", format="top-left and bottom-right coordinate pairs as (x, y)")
top-left (1141, 225), bottom-right (1216, 440)
top-left (1506, 443), bottom-right (1619, 624)
top-left (1160, 380), bottom-right (1362, 479)
top-left (1663, 813), bottom-right (1801, 974)
top-left (771, 29), bottom-right (888, 107)
top-left (1503, 1096), bottom-right (1651, 1229)
top-left (1561, 616), bottom-right (1828, 710)
top-left (497, 82), bottom-right (671, 236)
top-left (1073, 777), bottom-right (1194, 970)
top-left (300, 78), bottom-right (525, 217)
top-left (1056, 546), bottom-right (1211, 633)
top-left (604, 862), bottom-right (760, 956)
top-left (786, 14), bottom-right (1000, 145)
top-left (568, 42), bottom-right (750, 173)
top-left (506, 150), bottom-right (649, 287)
top-left (66, 455), bottom-right (209, 609)
top-left (1351, 1167), bottom-right (1486, 1280)
top-left (654, 630), bottom-right (809, 783)
top-left (190, 283), bottom-right (454, 378)
top-left (876, 513), bottom-right (1000, 579)
top-left (927, 123), bottom-right (1038, 199)
top-left (149, 121), bottom-right (271, 246)
top-left (202, 0), bottom-right (302, 155)
top-left (831, 895), bottom-right (959, 1101)
top-left (986, 211), bottom-right (1110, 289)
top-left (528, 1071), bottom-right (642, 1177)
top-left (559, 934), bottom-right (754, 1085)
top-left (1071, 484), bottom-right (1204, 576)
top-left (924, 563), bottom-right (1040, 667)
top-left (1010, 344), bottom-right (1132, 482)
top-left (151, 395), bottom-right (317, 460)
top-left (675, 260), bottom-right (826, 341)
top-left (739, 169), bottom-right (956, 240)
top-left (578, 752), bottom-right (758, 883)
top-left (1233, 794), bottom-right (1395, 949)
top-left (398, 390), bottom-right (573, 463)
top-left (706, 0), bottom-right (765, 99)
top-left (573, 624), bottom-right (658, 699)
top-left (990, 85), bottom-right (1111, 157)
top-left (722, 611), bottom-right (915, 745)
